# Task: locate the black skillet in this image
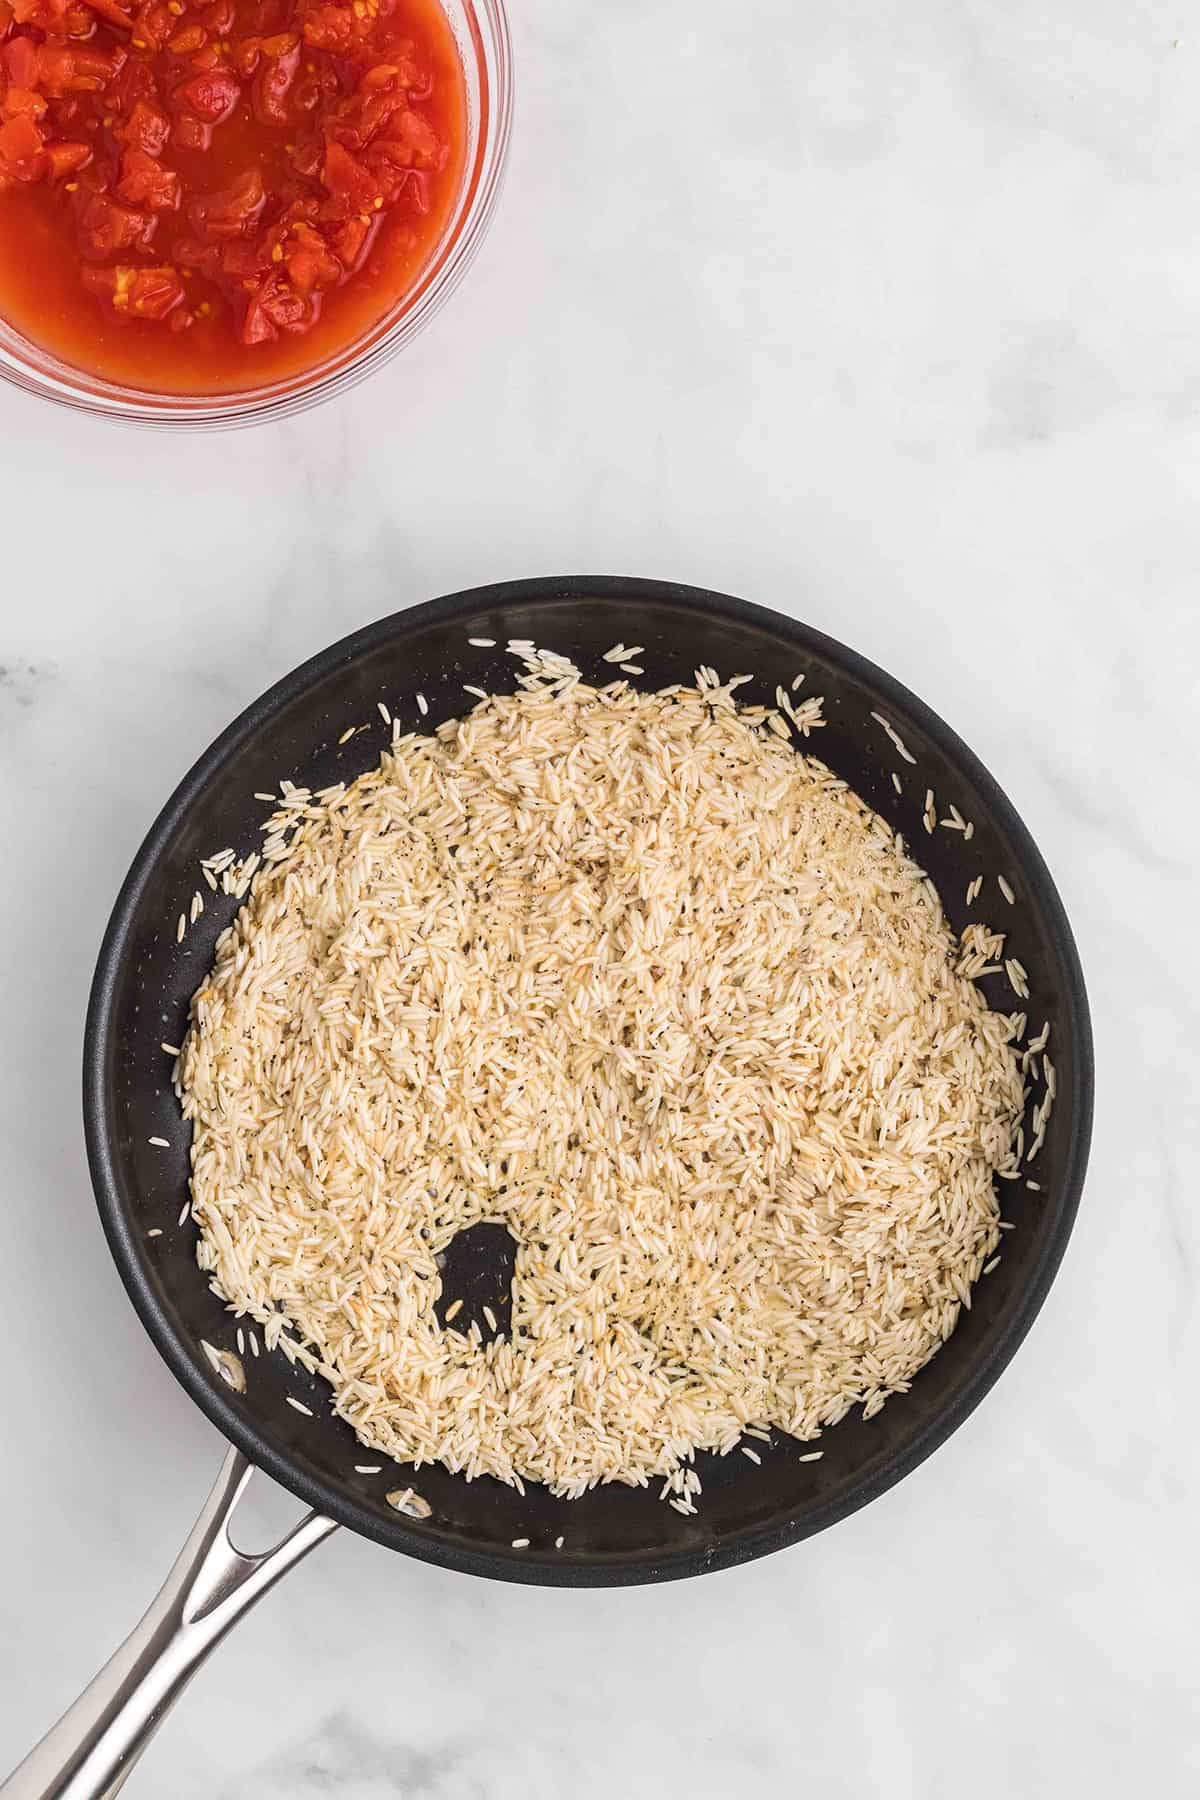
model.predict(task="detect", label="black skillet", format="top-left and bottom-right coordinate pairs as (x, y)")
top-left (2, 579), bottom-right (1093, 1798)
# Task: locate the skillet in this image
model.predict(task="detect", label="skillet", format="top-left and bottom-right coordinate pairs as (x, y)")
top-left (1, 578), bottom-right (1093, 1797)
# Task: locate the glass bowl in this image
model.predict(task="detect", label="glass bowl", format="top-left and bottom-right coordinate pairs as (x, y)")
top-left (0, 0), bottom-right (512, 429)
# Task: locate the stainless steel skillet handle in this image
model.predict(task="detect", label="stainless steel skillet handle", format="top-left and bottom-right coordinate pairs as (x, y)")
top-left (0, 1448), bottom-right (337, 1800)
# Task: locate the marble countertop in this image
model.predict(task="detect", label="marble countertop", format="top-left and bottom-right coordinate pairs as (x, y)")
top-left (2, 0), bottom-right (1198, 1793)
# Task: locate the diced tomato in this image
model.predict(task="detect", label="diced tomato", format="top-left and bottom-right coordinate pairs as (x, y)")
top-left (327, 75), bottom-right (403, 150)
top-left (114, 142), bottom-right (178, 206)
top-left (288, 131), bottom-right (322, 177)
top-left (188, 160), bottom-right (263, 236)
top-left (170, 64), bottom-right (238, 149)
top-left (204, 0), bottom-right (235, 34)
top-left (289, 71), bottom-right (321, 115)
top-left (327, 208), bottom-right (373, 270)
top-left (106, 52), bottom-right (156, 118)
top-left (385, 105), bottom-right (441, 165)
top-left (278, 193), bottom-right (319, 224)
top-left (320, 135), bottom-right (378, 213)
top-left (239, 268), bottom-right (311, 341)
top-left (113, 96), bottom-right (170, 153)
top-left (360, 56), bottom-right (423, 94)
top-left (0, 84), bottom-right (45, 124)
top-left (280, 217), bottom-right (337, 288)
top-left (171, 230), bottom-right (219, 275)
top-left (1, 34), bottom-right (38, 88)
top-left (370, 138), bottom-right (432, 202)
top-left (78, 189), bottom-right (156, 254)
top-left (82, 259), bottom-right (184, 316)
top-left (298, 2), bottom-right (355, 56)
top-left (172, 66), bottom-right (239, 120)
top-left (0, 108), bottom-right (44, 177)
top-left (219, 233), bottom-right (264, 274)
top-left (231, 35), bottom-right (261, 76)
top-left (166, 23), bottom-right (206, 53)
top-left (9, 0), bottom-right (117, 26)
top-left (35, 42), bottom-right (123, 96)
top-left (43, 137), bottom-right (91, 178)
top-left (238, 288), bottom-right (273, 342)
top-left (250, 29), bottom-right (297, 124)
top-left (10, 0), bottom-right (73, 27)
top-left (125, 2), bottom-right (174, 51)
top-left (78, 0), bottom-right (135, 30)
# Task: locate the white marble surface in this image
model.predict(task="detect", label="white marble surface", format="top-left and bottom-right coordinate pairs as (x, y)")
top-left (3, 0), bottom-right (1200, 1792)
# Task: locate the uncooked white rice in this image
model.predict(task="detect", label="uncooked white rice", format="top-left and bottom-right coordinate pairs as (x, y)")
top-left (1006, 957), bottom-right (1030, 1000)
top-left (178, 664), bottom-right (1025, 1504)
top-left (387, 1487), bottom-right (431, 1518)
top-left (201, 1340), bottom-right (245, 1392)
top-left (869, 711), bottom-right (917, 764)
